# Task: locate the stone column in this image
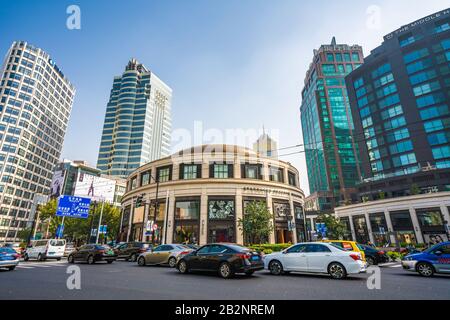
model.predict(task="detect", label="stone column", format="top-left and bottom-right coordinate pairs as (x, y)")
top-left (348, 215), bottom-right (356, 241)
top-left (365, 212), bottom-right (375, 244)
top-left (165, 191), bottom-right (175, 244)
top-left (235, 189), bottom-right (243, 245)
top-left (200, 188), bottom-right (208, 245)
top-left (384, 209), bottom-right (396, 245)
top-left (234, 158), bottom-right (241, 179)
top-left (266, 191), bottom-right (275, 244)
top-left (289, 193), bottom-right (297, 244)
top-left (262, 163), bottom-right (270, 181)
top-left (409, 207), bottom-right (424, 244)
top-left (440, 204), bottom-right (450, 234)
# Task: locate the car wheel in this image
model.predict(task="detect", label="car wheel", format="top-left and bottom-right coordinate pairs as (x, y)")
top-left (168, 257), bottom-right (177, 268)
top-left (269, 260), bottom-right (283, 276)
top-left (219, 262), bottom-right (234, 279)
top-left (178, 260), bottom-right (188, 274)
top-left (37, 253), bottom-right (43, 262)
top-left (8, 266), bottom-right (16, 271)
top-left (244, 270), bottom-right (254, 276)
top-left (23, 253), bottom-right (29, 261)
top-left (366, 256), bottom-right (376, 266)
top-left (416, 262), bottom-right (434, 277)
top-left (130, 254), bottom-right (137, 262)
top-left (68, 255), bottom-right (75, 263)
top-left (87, 255), bottom-right (95, 265)
top-left (328, 262), bottom-right (347, 279)
top-left (138, 256), bottom-right (146, 266)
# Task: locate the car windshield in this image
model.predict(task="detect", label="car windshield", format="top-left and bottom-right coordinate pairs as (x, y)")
top-left (50, 240), bottom-right (65, 246)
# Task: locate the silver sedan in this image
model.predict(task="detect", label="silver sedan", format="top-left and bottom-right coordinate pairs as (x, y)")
top-left (137, 244), bottom-right (193, 268)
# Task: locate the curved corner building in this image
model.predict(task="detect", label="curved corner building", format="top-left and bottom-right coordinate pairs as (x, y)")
top-left (120, 145), bottom-right (306, 246)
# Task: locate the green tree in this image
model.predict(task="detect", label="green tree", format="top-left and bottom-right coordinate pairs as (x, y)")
top-left (410, 184), bottom-right (421, 195)
top-left (316, 213), bottom-right (347, 240)
top-left (238, 201), bottom-right (274, 245)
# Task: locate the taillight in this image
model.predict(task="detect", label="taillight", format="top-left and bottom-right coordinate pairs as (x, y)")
top-left (349, 253), bottom-right (361, 261)
top-left (179, 251), bottom-right (190, 255)
top-left (236, 253), bottom-right (251, 260)
top-left (139, 248), bottom-right (146, 253)
top-left (378, 251), bottom-right (385, 255)
top-left (98, 250), bottom-right (105, 254)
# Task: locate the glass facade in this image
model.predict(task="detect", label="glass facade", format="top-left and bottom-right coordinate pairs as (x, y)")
top-left (300, 38), bottom-right (362, 210)
top-left (346, 10), bottom-right (450, 198)
top-left (96, 59), bottom-right (172, 178)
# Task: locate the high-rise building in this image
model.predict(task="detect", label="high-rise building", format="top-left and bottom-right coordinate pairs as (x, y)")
top-left (253, 130), bottom-right (278, 159)
top-left (97, 59), bottom-right (172, 178)
top-left (0, 41), bottom-right (75, 242)
top-left (300, 37), bottom-right (364, 212)
top-left (345, 8), bottom-right (450, 201)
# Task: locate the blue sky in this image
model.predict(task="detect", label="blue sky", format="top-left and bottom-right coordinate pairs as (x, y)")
top-left (0, 0), bottom-right (447, 195)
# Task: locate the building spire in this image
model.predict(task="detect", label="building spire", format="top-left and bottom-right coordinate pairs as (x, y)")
top-left (331, 36), bottom-right (336, 46)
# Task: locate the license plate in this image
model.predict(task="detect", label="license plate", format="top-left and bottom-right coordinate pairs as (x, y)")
top-left (251, 255), bottom-right (260, 261)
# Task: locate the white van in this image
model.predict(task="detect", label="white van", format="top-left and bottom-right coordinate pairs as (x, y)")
top-left (24, 239), bottom-right (66, 261)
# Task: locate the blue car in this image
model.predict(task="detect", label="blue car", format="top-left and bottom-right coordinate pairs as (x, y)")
top-left (401, 241), bottom-right (450, 277)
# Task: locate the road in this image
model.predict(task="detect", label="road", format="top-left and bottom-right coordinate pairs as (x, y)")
top-left (0, 259), bottom-right (449, 300)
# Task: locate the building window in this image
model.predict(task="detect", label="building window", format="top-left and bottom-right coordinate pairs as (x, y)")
top-left (241, 164), bottom-right (262, 179)
top-left (180, 164), bottom-right (200, 180)
top-left (130, 176), bottom-right (137, 190)
top-left (210, 163), bottom-right (233, 179)
top-left (288, 172), bottom-right (297, 187)
top-left (175, 200), bottom-right (200, 220)
top-left (140, 170), bottom-right (151, 186)
top-left (269, 166), bottom-right (284, 183)
top-left (156, 166), bottom-right (172, 183)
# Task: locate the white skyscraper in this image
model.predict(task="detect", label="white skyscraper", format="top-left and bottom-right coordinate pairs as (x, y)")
top-left (97, 59), bottom-right (172, 178)
top-left (0, 41), bottom-right (75, 242)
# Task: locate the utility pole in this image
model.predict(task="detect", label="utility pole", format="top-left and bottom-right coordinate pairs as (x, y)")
top-left (95, 200), bottom-right (105, 244)
top-left (151, 177), bottom-right (160, 245)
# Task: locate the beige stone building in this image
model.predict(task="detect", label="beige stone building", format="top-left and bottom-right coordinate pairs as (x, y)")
top-left (120, 145), bottom-right (305, 245)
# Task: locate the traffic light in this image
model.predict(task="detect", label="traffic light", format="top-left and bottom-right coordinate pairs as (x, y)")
top-left (135, 195), bottom-right (143, 208)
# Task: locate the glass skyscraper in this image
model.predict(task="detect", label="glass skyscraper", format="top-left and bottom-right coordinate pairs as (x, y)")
top-left (345, 8), bottom-right (450, 201)
top-left (300, 37), bottom-right (363, 212)
top-left (97, 59), bottom-right (172, 178)
top-left (0, 41), bottom-right (75, 242)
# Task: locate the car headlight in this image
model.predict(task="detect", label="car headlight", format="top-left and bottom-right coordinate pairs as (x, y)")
top-left (403, 256), bottom-right (413, 261)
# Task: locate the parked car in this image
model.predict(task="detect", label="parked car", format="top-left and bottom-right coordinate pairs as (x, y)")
top-left (402, 241), bottom-right (450, 277)
top-left (0, 247), bottom-right (20, 271)
top-left (358, 244), bottom-right (389, 265)
top-left (176, 243), bottom-right (264, 279)
top-left (184, 244), bottom-right (200, 250)
top-left (68, 244), bottom-right (117, 264)
top-left (114, 242), bottom-right (152, 262)
top-left (137, 244), bottom-right (192, 267)
top-left (64, 243), bottom-right (76, 257)
top-left (321, 240), bottom-right (366, 262)
top-left (264, 242), bottom-right (367, 279)
top-left (24, 239), bottom-right (66, 261)
top-left (2, 243), bottom-right (22, 255)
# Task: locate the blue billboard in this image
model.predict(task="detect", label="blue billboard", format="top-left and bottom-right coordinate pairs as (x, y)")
top-left (56, 195), bottom-right (91, 218)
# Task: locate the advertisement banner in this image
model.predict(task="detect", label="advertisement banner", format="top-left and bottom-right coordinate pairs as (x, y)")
top-left (74, 173), bottom-right (116, 203)
top-left (50, 170), bottom-right (65, 198)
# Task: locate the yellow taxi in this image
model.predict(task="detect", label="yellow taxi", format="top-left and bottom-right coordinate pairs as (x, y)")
top-left (321, 240), bottom-right (366, 262)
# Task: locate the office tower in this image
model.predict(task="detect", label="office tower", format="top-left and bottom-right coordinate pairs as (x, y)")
top-left (253, 130), bottom-right (278, 158)
top-left (0, 41), bottom-right (75, 242)
top-left (345, 8), bottom-right (450, 201)
top-left (97, 59), bottom-right (172, 178)
top-left (300, 37), bottom-right (364, 212)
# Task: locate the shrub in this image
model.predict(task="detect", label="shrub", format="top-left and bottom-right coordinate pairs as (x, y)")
top-left (248, 243), bottom-right (291, 253)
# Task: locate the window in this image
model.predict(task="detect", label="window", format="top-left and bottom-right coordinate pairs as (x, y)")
top-left (432, 146), bottom-right (450, 160)
top-left (386, 128), bottom-right (410, 143)
top-left (288, 172), bottom-right (297, 187)
top-left (322, 64), bottom-right (336, 75)
top-left (156, 166), bottom-right (171, 182)
top-left (417, 93), bottom-right (446, 108)
top-left (389, 140), bottom-right (413, 155)
top-left (208, 199), bottom-right (234, 220)
top-left (384, 116), bottom-right (406, 130)
top-left (269, 166), bottom-right (284, 182)
top-left (392, 153), bottom-right (417, 167)
top-left (406, 58), bottom-right (433, 74)
top-left (305, 244), bottom-right (331, 253)
top-left (242, 164), bottom-right (262, 179)
top-left (352, 52), bottom-right (360, 62)
top-left (413, 81), bottom-right (441, 96)
top-left (286, 244), bottom-right (306, 253)
top-left (211, 163), bottom-right (232, 179)
top-left (419, 105), bottom-right (449, 120)
top-left (140, 170), bottom-right (151, 186)
top-left (428, 132), bottom-right (449, 146)
top-left (381, 105), bottom-right (403, 120)
top-left (371, 63), bottom-right (391, 79)
top-left (403, 48), bottom-right (429, 64)
top-left (180, 164), bottom-right (200, 180)
top-left (175, 200), bottom-right (200, 220)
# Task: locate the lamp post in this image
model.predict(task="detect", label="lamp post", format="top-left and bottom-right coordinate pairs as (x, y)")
top-left (151, 175), bottom-right (160, 245)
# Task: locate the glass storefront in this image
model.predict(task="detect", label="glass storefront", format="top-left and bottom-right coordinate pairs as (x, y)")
top-left (339, 217), bottom-right (353, 240)
top-left (294, 205), bottom-right (306, 242)
top-left (389, 210), bottom-right (417, 245)
top-left (173, 199), bottom-right (200, 244)
top-left (416, 208), bottom-right (448, 245)
top-left (148, 201), bottom-right (167, 244)
top-left (369, 212), bottom-right (390, 246)
top-left (208, 198), bottom-right (235, 243)
top-left (352, 215), bottom-right (370, 244)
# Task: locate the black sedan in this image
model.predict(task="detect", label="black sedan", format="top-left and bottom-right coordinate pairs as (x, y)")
top-left (68, 244), bottom-right (117, 264)
top-left (176, 243), bottom-right (264, 279)
top-left (114, 242), bottom-right (152, 262)
top-left (359, 244), bottom-right (389, 265)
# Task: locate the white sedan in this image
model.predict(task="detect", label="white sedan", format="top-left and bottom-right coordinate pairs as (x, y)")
top-left (264, 242), bottom-right (367, 279)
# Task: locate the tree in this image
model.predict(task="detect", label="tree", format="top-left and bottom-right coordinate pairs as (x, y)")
top-left (410, 183), bottom-right (421, 195)
top-left (238, 201), bottom-right (274, 245)
top-left (316, 213), bottom-right (347, 240)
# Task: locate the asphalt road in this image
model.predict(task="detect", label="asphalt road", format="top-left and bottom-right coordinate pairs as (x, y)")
top-left (0, 259), bottom-right (449, 300)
